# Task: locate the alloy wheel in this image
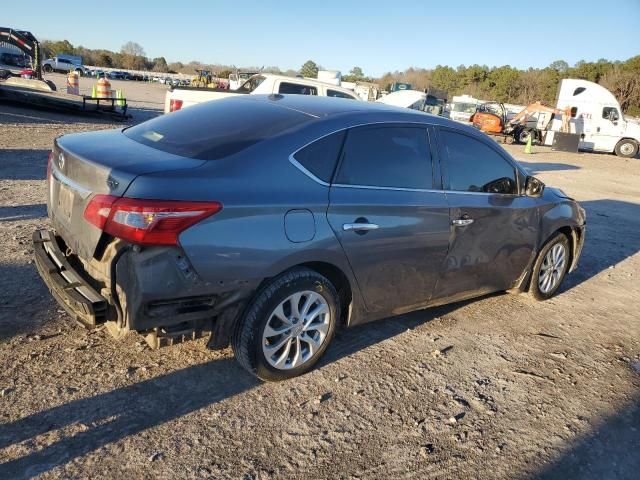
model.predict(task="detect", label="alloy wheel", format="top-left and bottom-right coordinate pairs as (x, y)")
top-left (538, 243), bottom-right (567, 294)
top-left (262, 291), bottom-right (330, 370)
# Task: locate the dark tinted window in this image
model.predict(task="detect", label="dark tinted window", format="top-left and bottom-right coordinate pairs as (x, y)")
top-left (293, 131), bottom-right (345, 182)
top-left (327, 89), bottom-right (356, 99)
top-left (336, 126), bottom-right (432, 189)
top-left (441, 130), bottom-right (517, 194)
top-left (279, 82), bottom-right (317, 95)
top-left (602, 107), bottom-right (619, 121)
top-left (124, 99), bottom-right (309, 160)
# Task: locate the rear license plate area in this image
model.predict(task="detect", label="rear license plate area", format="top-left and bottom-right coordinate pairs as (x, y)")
top-left (58, 183), bottom-right (75, 220)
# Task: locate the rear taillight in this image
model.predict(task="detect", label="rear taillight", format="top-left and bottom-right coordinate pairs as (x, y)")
top-left (84, 195), bottom-right (222, 246)
top-left (47, 151), bottom-right (53, 180)
top-left (169, 99), bottom-right (183, 112)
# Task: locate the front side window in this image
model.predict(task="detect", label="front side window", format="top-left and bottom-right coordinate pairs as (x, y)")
top-left (602, 107), bottom-right (620, 121)
top-left (293, 131), bottom-right (346, 182)
top-left (440, 130), bottom-right (517, 194)
top-left (278, 82), bottom-right (318, 95)
top-left (327, 89), bottom-right (357, 100)
top-left (336, 126), bottom-right (432, 190)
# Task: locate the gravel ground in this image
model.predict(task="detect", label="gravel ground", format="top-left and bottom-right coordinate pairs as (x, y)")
top-left (0, 82), bottom-right (639, 479)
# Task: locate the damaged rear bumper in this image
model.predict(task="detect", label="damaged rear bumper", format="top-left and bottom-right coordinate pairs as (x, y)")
top-left (32, 230), bottom-right (110, 328)
top-left (33, 229), bottom-right (256, 347)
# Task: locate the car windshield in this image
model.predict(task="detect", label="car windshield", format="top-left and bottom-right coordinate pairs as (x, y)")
top-left (124, 98), bottom-right (309, 160)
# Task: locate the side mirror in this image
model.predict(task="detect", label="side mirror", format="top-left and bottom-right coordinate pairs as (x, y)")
top-left (525, 176), bottom-right (545, 197)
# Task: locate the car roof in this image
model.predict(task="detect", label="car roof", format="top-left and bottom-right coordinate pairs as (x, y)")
top-left (236, 94), bottom-right (472, 130)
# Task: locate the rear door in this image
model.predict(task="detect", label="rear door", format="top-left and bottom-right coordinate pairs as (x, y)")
top-left (327, 125), bottom-right (450, 314)
top-left (433, 127), bottom-right (539, 300)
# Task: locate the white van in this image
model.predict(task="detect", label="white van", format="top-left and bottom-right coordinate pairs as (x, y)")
top-left (551, 79), bottom-right (640, 158)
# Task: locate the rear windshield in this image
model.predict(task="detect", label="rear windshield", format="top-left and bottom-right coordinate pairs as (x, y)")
top-left (124, 98), bottom-right (308, 160)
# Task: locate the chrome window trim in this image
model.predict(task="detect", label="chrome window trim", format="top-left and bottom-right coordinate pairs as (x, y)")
top-left (442, 189), bottom-right (522, 197)
top-left (332, 183), bottom-right (443, 194)
top-left (288, 155), bottom-right (331, 187)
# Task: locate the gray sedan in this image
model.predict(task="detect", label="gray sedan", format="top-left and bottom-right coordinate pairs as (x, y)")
top-left (34, 95), bottom-right (585, 381)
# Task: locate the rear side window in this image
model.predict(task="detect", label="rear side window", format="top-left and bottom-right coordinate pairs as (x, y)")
top-left (440, 130), bottom-right (517, 194)
top-left (124, 99), bottom-right (309, 160)
top-left (293, 131), bottom-right (345, 182)
top-left (336, 126), bottom-right (432, 189)
top-left (327, 89), bottom-right (356, 100)
top-left (279, 82), bottom-right (318, 95)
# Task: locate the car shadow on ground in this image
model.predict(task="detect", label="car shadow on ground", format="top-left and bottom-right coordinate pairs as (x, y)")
top-left (534, 392), bottom-right (640, 480)
top-left (0, 148), bottom-right (49, 181)
top-left (0, 301), bottom-right (463, 479)
top-left (560, 199), bottom-right (640, 292)
top-left (0, 263), bottom-right (55, 342)
top-left (0, 204), bottom-right (46, 222)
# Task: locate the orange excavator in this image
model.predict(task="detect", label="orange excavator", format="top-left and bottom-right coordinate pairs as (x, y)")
top-left (471, 101), bottom-right (565, 144)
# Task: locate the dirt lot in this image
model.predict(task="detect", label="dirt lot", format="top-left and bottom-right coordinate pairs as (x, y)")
top-left (0, 83), bottom-right (639, 479)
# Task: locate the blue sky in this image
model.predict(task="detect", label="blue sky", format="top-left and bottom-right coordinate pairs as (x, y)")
top-left (5, 0), bottom-right (640, 76)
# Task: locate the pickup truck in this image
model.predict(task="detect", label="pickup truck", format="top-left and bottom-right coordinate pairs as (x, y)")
top-left (42, 56), bottom-right (88, 75)
top-left (164, 73), bottom-right (360, 113)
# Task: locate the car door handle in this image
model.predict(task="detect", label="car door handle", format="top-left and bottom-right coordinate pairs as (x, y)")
top-left (343, 223), bottom-right (380, 232)
top-left (452, 218), bottom-right (474, 227)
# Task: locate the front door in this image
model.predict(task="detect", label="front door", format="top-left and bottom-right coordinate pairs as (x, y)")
top-left (589, 105), bottom-right (625, 152)
top-left (433, 127), bottom-right (539, 301)
top-left (327, 125), bottom-right (450, 314)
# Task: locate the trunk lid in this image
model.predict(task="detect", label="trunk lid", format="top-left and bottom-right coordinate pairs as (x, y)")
top-left (49, 128), bottom-right (206, 260)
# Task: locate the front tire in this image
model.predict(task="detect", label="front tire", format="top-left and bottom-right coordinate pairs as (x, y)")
top-left (43, 64), bottom-right (53, 73)
top-left (232, 268), bottom-right (339, 381)
top-left (614, 139), bottom-right (639, 158)
top-left (529, 232), bottom-right (570, 301)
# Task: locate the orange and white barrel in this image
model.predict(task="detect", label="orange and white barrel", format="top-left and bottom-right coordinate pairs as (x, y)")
top-left (66, 72), bottom-right (79, 95)
top-left (96, 77), bottom-right (112, 98)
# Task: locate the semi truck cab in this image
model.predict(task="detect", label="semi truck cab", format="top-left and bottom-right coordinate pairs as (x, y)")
top-left (553, 79), bottom-right (640, 158)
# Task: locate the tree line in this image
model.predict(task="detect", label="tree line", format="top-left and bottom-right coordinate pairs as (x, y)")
top-left (377, 57), bottom-right (640, 115)
top-left (40, 39), bottom-right (640, 115)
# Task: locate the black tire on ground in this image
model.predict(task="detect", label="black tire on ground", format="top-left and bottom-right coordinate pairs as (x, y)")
top-left (614, 139), bottom-right (639, 158)
top-left (43, 64), bottom-right (53, 73)
top-left (232, 267), bottom-right (339, 381)
top-left (105, 320), bottom-right (129, 340)
top-left (529, 232), bottom-right (570, 301)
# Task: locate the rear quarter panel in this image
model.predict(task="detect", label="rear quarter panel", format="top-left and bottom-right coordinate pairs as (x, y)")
top-left (123, 136), bottom-right (365, 319)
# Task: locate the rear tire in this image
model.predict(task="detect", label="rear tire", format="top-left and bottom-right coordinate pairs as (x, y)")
top-left (232, 268), bottom-right (339, 381)
top-left (614, 139), bottom-right (638, 158)
top-left (529, 232), bottom-right (570, 301)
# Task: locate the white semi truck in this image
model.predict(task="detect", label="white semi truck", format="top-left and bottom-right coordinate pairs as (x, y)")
top-left (549, 79), bottom-right (640, 158)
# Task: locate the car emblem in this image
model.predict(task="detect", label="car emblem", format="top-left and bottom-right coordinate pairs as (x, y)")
top-left (106, 176), bottom-right (119, 190)
top-left (58, 152), bottom-right (65, 170)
